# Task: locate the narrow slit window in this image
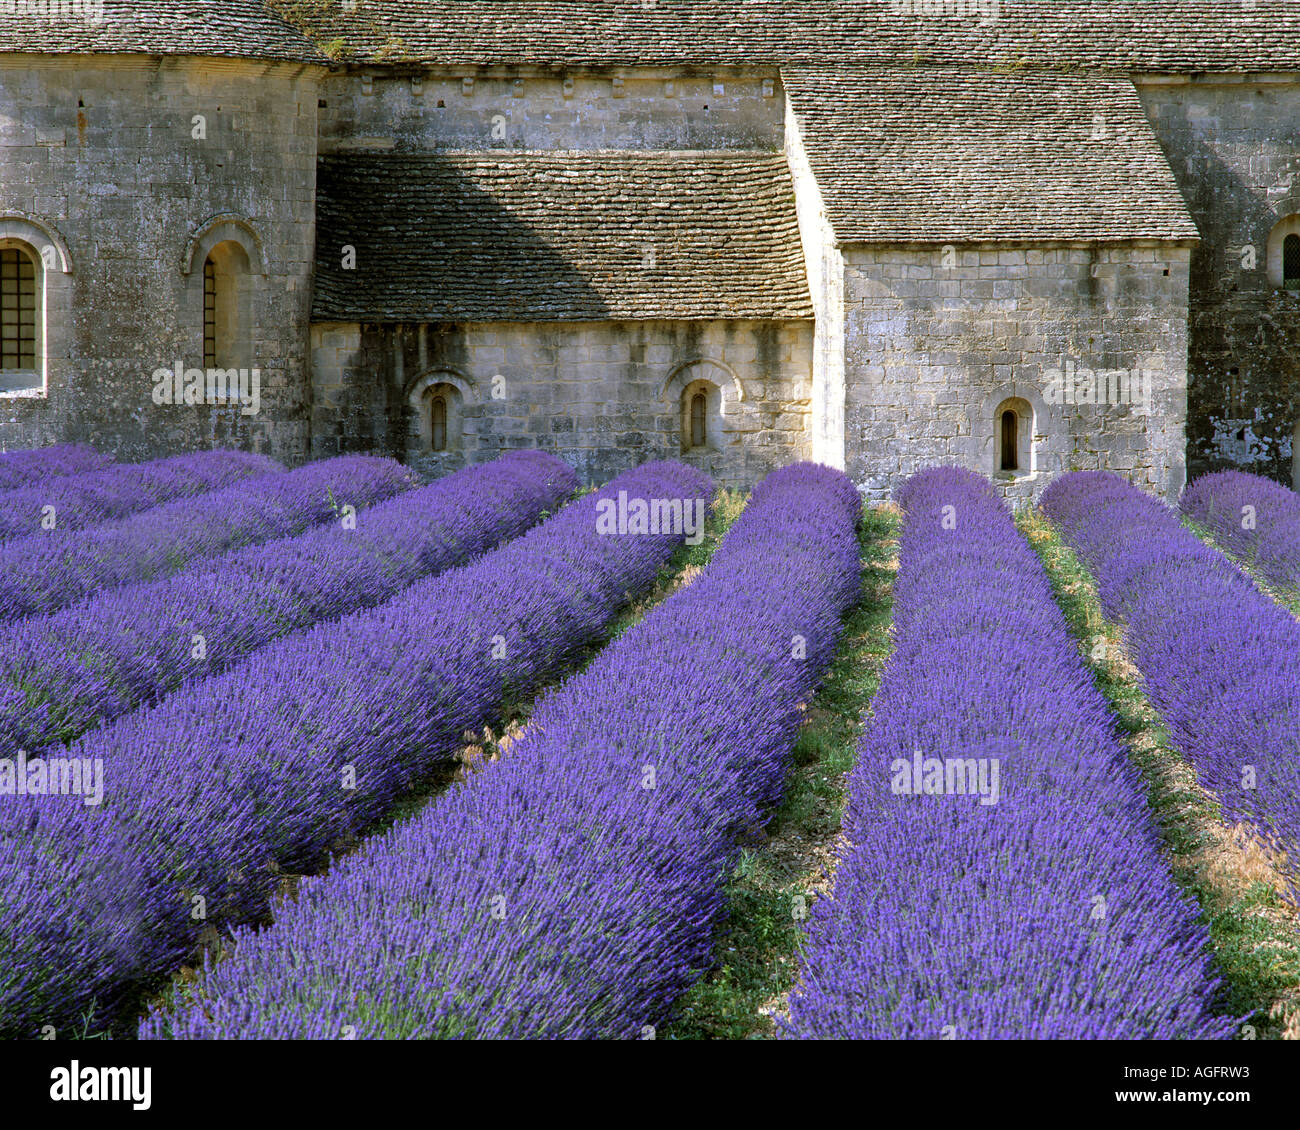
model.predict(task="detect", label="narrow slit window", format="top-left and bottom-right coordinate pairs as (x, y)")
top-left (0, 248), bottom-right (37, 372)
top-left (1284, 233), bottom-right (1300, 289)
top-left (202, 258), bottom-right (217, 369)
top-left (430, 394), bottom-right (448, 452)
top-left (690, 391), bottom-right (707, 449)
top-left (1000, 409), bottom-right (1019, 471)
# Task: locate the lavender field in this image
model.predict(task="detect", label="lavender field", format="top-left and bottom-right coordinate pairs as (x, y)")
top-left (1, 447), bottom-right (1297, 1043)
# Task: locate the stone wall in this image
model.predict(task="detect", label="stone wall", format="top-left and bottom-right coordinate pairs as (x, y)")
top-left (310, 318), bottom-right (812, 486)
top-left (5, 48), bottom-right (1282, 504)
top-left (1137, 76), bottom-right (1300, 486)
top-left (311, 62), bottom-right (804, 489)
top-left (318, 65), bottom-right (784, 154)
top-left (0, 53), bottom-right (321, 462)
top-left (785, 94), bottom-right (845, 471)
top-left (842, 242), bottom-right (1195, 505)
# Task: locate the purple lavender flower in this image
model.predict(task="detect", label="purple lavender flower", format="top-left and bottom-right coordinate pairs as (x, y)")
top-left (135, 462), bottom-right (860, 1039)
top-left (1044, 470), bottom-right (1300, 887)
top-left (0, 449), bottom-right (279, 543)
top-left (0, 445), bottom-right (112, 491)
top-left (1182, 469), bottom-right (1300, 592)
top-left (786, 467), bottom-right (1234, 1040)
top-left (0, 454), bottom-right (412, 621)
top-left (0, 460), bottom-right (707, 1037)
top-left (0, 451), bottom-right (576, 755)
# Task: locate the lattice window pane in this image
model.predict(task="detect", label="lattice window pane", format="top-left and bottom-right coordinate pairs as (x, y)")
top-left (203, 258), bottom-right (217, 368)
top-left (0, 249), bottom-right (36, 371)
top-left (1284, 234), bottom-right (1300, 287)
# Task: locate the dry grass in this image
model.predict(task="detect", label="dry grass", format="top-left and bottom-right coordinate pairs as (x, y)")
top-left (1022, 508), bottom-right (1300, 1039)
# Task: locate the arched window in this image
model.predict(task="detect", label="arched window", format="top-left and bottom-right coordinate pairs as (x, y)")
top-left (1267, 216), bottom-right (1300, 288)
top-left (994, 396), bottom-right (1034, 476)
top-left (0, 246), bottom-right (37, 378)
top-left (690, 391), bottom-right (707, 449)
top-left (429, 393), bottom-right (448, 452)
top-left (680, 379), bottom-right (721, 453)
top-left (416, 381), bottom-right (462, 453)
top-left (0, 216), bottom-right (72, 399)
top-left (201, 241), bottom-right (251, 370)
top-left (1000, 409), bottom-right (1019, 471)
top-left (1285, 234), bottom-right (1300, 290)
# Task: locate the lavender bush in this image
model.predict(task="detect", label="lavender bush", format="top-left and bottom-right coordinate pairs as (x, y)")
top-left (1181, 469), bottom-right (1300, 592)
top-left (785, 467), bottom-right (1234, 1040)
top-left (0, 451), bottom-right (575, 755)
top-left (0, 460), bottom-right (708, 1037)
top-left (1044, 470), bottom-right (1300, 879)
top-left (135, 462), bottom-right (861, 1040)
top-left (0, 444), bottom-right (112, 491)
top-left (0, 449), bottom-right (278, 543)
top-left (0, 454), bottom-right (411, 621)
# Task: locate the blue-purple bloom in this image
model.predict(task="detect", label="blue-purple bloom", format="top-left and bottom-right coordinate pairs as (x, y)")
top-left (0, 454), bottom-right (413, 621)
top-left (0, 445), bottom-right (112, 491)
top-left (0, 460), bottom-right (707, 1037)
top-left (785, 467), bottom-right (1235, 1040)
top-left (0, 449), bottom-right (278, 543)
top-left (1181, 469), bottom-right (1300, 592)
top-left (0, 451), bottom-right (576, 756)
top-left (136, 462), bottom-right (861, 1039)
top-left (1044, 470), bottom-right (1300, 882)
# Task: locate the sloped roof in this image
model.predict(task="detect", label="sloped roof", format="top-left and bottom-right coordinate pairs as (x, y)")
top-left (312, 151), bottom-right (813, 323)
top-left (284, 0), bottom-right (1299, 72)
top-left (784, 67), bottom-right (1200, 244)
top-left (0, 0), bottom-right (327, 63)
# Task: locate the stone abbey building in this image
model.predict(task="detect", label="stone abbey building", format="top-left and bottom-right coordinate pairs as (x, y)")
top-left (0, 0), bottom-right (1298, 501)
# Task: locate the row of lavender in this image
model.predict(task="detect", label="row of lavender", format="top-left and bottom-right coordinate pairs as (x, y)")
top-left (139, 463), bottom-right (861, 1039)
top-left (786, 467), bottom-right (1234, 1039)
top-left (0, 451), bottom-right (572, 754)
top-left (0, 460), bottom-right (707, 1037)
top-left (1181, 469), bottom-right (1300, 592)
top-left (0, 444), bottom-right (111, 491)
top-left (0, 449), bottom-right (277, 543)
top-left (1043, 471), bottom-right (1300, 877)
top-left (0, 454), bottom-right (415, 621)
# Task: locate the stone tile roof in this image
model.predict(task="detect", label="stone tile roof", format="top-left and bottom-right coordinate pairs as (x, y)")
top-left (287, 1), bottom-right (1299, 72)
top-left (0, 0), bottom-right (327, 63)
top-left (785, 67), bottom-right (1200, 244)
top-left (312, 151), bottom-right (814, 322)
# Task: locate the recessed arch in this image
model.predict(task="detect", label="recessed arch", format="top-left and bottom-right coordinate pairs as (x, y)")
top-left (0, 215), bottom-right (72, 398)
top-left (0, 244), bottom-right (38, 384)
top-left (405, 368), bottom-right (475, 454)
top-left (0, 213), bottom-right (73, 274)
top-left (679, 378), bottom-right (722, 453)
top-left (404, 367), bottom-right (476, 406)
top-left (658, 357), bottom-right (746, 407)
top-left (181, 213), bottom-right (266, 277)
top-left (202, 240), bottom-right (253, 370)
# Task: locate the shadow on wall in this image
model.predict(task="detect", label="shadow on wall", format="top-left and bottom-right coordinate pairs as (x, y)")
top-left (313, 155), bottom-right (614, 462)
top-left (1172, 142), bottom-right (1300, 485)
